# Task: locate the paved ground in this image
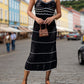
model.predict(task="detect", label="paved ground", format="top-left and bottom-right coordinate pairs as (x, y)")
top-left (0, 39), bottom-right (84, 84)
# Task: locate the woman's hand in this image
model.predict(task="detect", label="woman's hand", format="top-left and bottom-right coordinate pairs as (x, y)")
top-left (43, 16), bottom-right (54, 25)
top-left (35, 17), bottom-right (44, 25)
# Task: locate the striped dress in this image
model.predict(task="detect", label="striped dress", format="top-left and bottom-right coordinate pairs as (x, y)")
top-left (25, 0), bottom-right (57, 71)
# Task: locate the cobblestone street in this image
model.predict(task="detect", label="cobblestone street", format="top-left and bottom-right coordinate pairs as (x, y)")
top-left (0, 39), bottom-right (84, 84)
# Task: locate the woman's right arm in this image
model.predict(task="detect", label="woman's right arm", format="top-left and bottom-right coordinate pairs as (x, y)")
top-left (27, 0), bottom-right (44, 24)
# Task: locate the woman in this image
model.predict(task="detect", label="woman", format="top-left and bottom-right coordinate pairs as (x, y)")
top-left (22, 0), bottom-right (61, 84)
top-left (4, 33), bottom-right (11, 53)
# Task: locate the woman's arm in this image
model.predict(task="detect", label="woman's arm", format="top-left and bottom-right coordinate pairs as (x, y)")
top-left (52, 0), bottom-right (62, 20)
top-left (27, 0), bottom-right (44, 24)
top-left (44, 0), bottom-right (62, 25)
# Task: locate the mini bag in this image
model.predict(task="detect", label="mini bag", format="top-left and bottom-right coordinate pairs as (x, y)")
top-left (39, 24), bottom-right (49, 37)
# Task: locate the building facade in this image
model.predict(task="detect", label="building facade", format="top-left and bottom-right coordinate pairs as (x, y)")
top-left (68, 11), bottom-right (73, 31)
top-left (73, 10), bottom-right (81, 31)
top-left (0, 0), bottom-right (9, 27)
top-left (20, 0), bottom-right (28, 27)
top-left (28, 6), bottom-right (35, 30)
top-left (80, 13), bottom-right (84, 33)
top-left (61, 0), bottom-right (79, 1)
top-left (67, 7), bottom-right (81, 31)
top-left (58, 6), bottom-right (69, 29)
top-left (9, 0), bottom-right (20, 28)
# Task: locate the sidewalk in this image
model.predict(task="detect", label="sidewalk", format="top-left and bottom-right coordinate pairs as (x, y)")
top-left (0, 39), bottom-right (30, 55)
top-left (0, 43), bottom-right (6, 55)
top-left (0, 38), bottom-right (66, 55)
top-left (0, 39), bottom-right (83, 84)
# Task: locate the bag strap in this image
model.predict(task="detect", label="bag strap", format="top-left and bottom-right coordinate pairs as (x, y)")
top-left (40, 24), bottom-right (41, 30)
top-left (45, 24), bottom-right (47, 28)
top-left (40, 24), bottom-right (47, 30)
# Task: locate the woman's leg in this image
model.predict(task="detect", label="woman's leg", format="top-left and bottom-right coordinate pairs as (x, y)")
top-left (22, 70), bottom-right (30, 84)
top-left (45, 70), bottom-right (51, 84)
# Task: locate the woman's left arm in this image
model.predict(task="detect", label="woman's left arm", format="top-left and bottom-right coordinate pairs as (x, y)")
top-left (52, 0), bottom-right (62, 20)
top-left (44, 0), bottom-right (62, 25)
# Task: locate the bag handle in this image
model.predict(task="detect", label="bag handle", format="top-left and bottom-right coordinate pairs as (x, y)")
top-left (40, 24), bottom-right (47, 30)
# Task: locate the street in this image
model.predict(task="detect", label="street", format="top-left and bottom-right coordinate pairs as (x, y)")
top-left (0, 39), bottom-right (84, 84)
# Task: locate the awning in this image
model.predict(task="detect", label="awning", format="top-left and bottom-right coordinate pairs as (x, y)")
top-left (57, 29), bottom-right (62, 32)
top-left (28, 26), bottom-right (33, 29)
top-left (64, 28), bottom-right (74, 32)
top-left (0, 27), bottom-right (22, 32)
top-left (81, 29), bottom-right (84, 33)
top-left (28, 26), bottom-right (33, 31)
top-left (9, 25), bottom-right (19, 28)
top-left (57, 26), bottom-right (73, 32)
top-left (18, 27), bottom-right (26, 32)
top-left (18, 26), bottom-right (33, 32)
top-left (73, 28), bottom-right (81, 31)
top-left (57, 26), bottom-right (65, 31)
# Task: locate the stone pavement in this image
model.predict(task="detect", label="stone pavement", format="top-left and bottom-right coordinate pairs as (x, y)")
top-left (0, 39), bottom-right (84, 84)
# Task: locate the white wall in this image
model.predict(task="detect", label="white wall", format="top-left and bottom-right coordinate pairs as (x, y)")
top-left (68, 11), bottom-right (73, 30)
top-left (80, 14), bottom-right (84, 31)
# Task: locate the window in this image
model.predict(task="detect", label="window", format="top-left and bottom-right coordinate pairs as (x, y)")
top-left (22, 4), bottom-right (23, 11)
top-left (20, 16), bottom-right (21, 23)
top-left (14, 2), bottom-right (16, 9)
top-left (25, 7), bottom-right (27, 13)
top-left (25, 17), bottom-right (27, 24)
top-left (24, 17), bottom-right (25, 24)
top-left (15, 2), bottom-right (17, 9)
top-left (23, 5), bottom-right (24, 12)
top-left (16, 13), bottom-right (17, 22)
top-left (17, 13), bottom-right (19, 22)
top-left (21, 15), bottom-right (23, 23)
top-left (17, 3), bottom-right (19, 9)
top-left (12, 0), bottom-right (14, 9)
top-left (0, 8), bottom-right (3, 19)
top-left (20, 3), bottom-right (22, 11)
top-left (10, 0), bottom-right (12, 8)
top-left (5, 0), bottom-right (8, 5)
top-left (15, 13), bottom-right (17, 22)
top-left (20, 15), bottom-right (22, 23)
top-left (12, 12), bottom-right (14, 21)
top-left (5, 10), bottom-right (8, 20)
top-left (22, 16), bottom-right (23, 23)
top-left (0, 0), bottom-right (3, 3)
top-left (18, 13), bottom-right (19, 22)
top-left (9, 0), bottom-right (11, 7)
top-left (9, 11), bottom-right (11, 21)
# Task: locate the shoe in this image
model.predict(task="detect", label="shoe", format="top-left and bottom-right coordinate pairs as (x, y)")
top-left (46, 80), bottom-right (50, 84)
top-left (22, 80), bottom-right (27, 84)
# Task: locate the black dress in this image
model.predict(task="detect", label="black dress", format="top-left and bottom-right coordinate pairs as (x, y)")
top-left (25, 0), bottom-right (57, 71)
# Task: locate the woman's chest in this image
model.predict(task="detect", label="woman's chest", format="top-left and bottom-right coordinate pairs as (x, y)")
top-left (35, 0), bottom-right (56, 9)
